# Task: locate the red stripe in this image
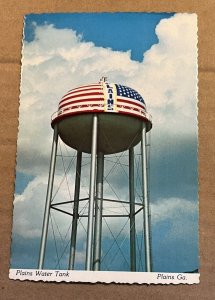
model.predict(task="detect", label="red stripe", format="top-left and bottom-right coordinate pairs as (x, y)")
top-left (60, 99), bottom-right (146, 111)
top-left (60, 92), bottom-right (103, 104)
top-left (59, 98), bottom-right (104, 109)
top-left (67, 84), bottom-right (100, 93)
top-left (119, 106), bottom-right (140, 113)
top-left (117, 98), bottom-right (145, 109)
top-left (60, 95), bottom-right (145, 109)
top-left (57, 105), bottom-right (146, 117)
top-left (62, 87), bottom-right (102, 99)
top-left (118, 104), bottom-right (145, 113)
top-left (62, 104), bottom-right (103, 111)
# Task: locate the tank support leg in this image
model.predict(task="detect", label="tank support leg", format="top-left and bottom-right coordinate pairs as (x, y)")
top-left (141, 123), bottom-right (152, 272)
top-left (38, 124), bottom-right (58, 269)
top-left (86, 114), bottom-right (98, 270)
top-left (129, 147), bottom-right (136, 271)
top-left (68, 151), bottom-right (82, 270)
top-left (93, 152), bottom-right (104, 270)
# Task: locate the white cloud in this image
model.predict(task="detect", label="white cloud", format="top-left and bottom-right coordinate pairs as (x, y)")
top-left (12, 14), bottom-right (198, 266)
top-left (150, 197), bottom-right (198, 239)
top-left (127, 13), bottom-right (198, 134)
top-left (16, 13), bottom-right (197, 176)
top-left (12, 172), bottom-right (197, 271)
top-left (13, 173), bottom-right (130, 240)
top-left (13, 175), bottom-right (66, 239)
top-left (13, 173), bottom-right (197, 243)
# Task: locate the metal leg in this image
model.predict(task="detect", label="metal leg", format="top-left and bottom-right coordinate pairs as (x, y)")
top-left (93, 152), bottom-right (104, 271)
top-left (85, 114), bottom-right (98, 270)
top-left (38, 125), bottom-right (58, 269)
top-left (129, 147), bottom-right (136, 271)
top-left (141, 123), bottom-right (152, 272)
top-left (68, 151), bottom-right (82, 270)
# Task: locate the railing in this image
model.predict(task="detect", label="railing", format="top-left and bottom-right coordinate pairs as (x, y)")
top-left (51, 104), bottom-right (152, 123)
top-left (51, 111), bottom-right (59, 121)
top-left (145, 112), bottom-right (152, 123)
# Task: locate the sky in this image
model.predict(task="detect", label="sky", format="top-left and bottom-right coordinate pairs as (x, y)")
top-left (24, 13), bottom-right (174, 61)
top-left (10, 12), bottom-right (198, 273)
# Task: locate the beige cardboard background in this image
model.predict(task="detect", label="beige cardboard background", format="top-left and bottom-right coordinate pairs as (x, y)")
top-left (0, 0), bottom-right (214, 298)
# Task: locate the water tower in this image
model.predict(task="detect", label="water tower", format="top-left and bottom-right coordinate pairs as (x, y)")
top-left (38, 77), bottom-right (152, 272)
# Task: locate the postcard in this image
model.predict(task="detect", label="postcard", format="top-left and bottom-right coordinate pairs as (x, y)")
top-left (9, 12), bottom-right (199, 284)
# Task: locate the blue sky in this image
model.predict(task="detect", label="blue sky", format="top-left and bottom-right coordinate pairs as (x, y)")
top-left (24, 12), bottom-right (174, 62)
top-left (11, 12), bottom-right (198, 274)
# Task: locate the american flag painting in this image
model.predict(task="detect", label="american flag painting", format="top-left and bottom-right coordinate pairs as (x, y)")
top-left (52, 78), bottom-right (149, 124)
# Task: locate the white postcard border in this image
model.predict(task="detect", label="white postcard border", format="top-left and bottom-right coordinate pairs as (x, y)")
top-left (9, 269), bottom-right (200, 284)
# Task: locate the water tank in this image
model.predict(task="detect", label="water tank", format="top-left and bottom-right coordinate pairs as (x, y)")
top-left (51, 78), bottom-right (152, 154)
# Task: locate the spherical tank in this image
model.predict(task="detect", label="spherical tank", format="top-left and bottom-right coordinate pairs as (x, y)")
top-left (51, 78), bottom-right (152, 155)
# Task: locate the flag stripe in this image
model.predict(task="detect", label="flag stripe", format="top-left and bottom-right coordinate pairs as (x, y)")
top-left (60, 107), bottom-right (145, 116)
top-left (60, 96), bottom-right (103, 108)
top-left (59, 99), bottom-right (104, 109)
top-left (60, 99), bottom-right (145, 112)
top-left (117, 97), bottom-right (145, 109)
top-left (52, 82), bottom-right (151, 125)
top-left (61, 96), bottom-right (145, 107)
top-left (61, 88), bottom-right (102, 100)
top-left (60, 92), bottom-right (103, 104)
top-left (67, 84), bottom-right (101, 93)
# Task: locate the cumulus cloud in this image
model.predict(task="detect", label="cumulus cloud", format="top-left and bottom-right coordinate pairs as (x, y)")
top-left (13, 175), bottom-right (70, 239)
top-left (13, 173), bottom-right (131, 240)
top-left (13, 172), bottom-right (197, 242)
top-left (12, 13), bottom-right (198, 270)
top-left (16, 13), bottom-right (197, 176)
top-left (128, 13), bottom-right (198, 134)
top-left (151, 197), bottom-right (198, 239)
top-left (12, 172), bottom-right (197, 270)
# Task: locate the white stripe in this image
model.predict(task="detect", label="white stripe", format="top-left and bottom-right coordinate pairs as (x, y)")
top-left (119, 106), bottom-right (145, 116)
top-left (61, 88), bottom-right (103, 101)
top-left (59, 105), bottom-right (144, 115)
top-left (57, 105), bottom-right (104, 117)
top-left (60, 101), bottom-right (104, 111)
top-left (60, 96), bottom-right (104, 108)
top-left (117, 96), bottom-right (145, 108)
top-left (117, 101), bottom-right (146, 111)
top-left (60, 99), bottom-right (145, 113)
top-left (66, 84), bottom-right (101, 93)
